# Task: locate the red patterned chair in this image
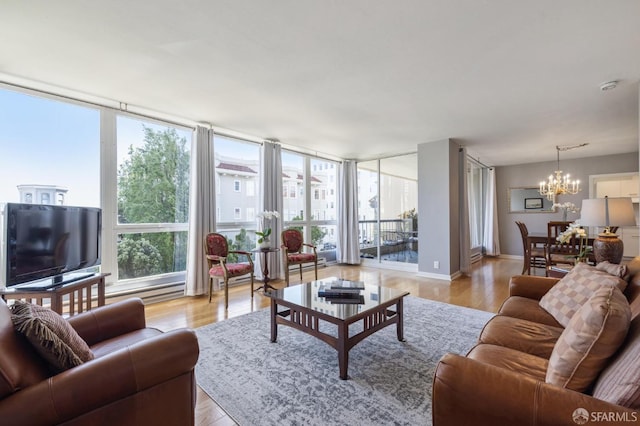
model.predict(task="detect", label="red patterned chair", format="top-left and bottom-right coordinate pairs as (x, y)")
top-left (204, 233), bottom-right (254, 309)
top-left (281, 228), bottom-right (318, 286)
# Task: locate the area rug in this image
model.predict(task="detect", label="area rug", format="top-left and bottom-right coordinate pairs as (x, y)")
top-left (195, 296), bottom-right (493, 426)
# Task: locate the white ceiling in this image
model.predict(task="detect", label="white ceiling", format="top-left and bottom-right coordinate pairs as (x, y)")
top-left (1, 0), bottom-right (639, 166)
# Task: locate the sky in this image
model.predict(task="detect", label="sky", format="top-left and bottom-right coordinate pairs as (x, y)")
top-left (0, 87), bottom-right (101, 207)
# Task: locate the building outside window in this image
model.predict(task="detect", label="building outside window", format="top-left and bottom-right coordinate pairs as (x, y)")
top-left (214, 135), bottom-right (260, 253)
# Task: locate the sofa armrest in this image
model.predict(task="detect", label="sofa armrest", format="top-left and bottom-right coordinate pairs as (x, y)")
top-left (67, 298), bottom-right (147, 346)
top-left (509, 275), bottom-right (560, 300)
top-left (0, 328), bottom-right (199, 425)
top-left (433, 353), bottom-right (636, 426)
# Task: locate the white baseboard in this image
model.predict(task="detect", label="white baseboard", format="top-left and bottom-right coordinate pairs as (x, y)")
top-left (416, 271), bottom-right (459, 281)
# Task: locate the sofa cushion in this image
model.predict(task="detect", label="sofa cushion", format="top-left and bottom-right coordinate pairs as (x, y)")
top-left (479, 315), bottom-right (563, 359)
top-left (11, 301), bottom-right (94, 372)
top-left (592, 316), bottom-right (640, 408)
top-left (539, 262), bottom-right (628, 327)
top-left (546, 285), bottom-right (630, 392)
top-left (467, 344), bottom-right (548, 382)
top-left (89, 327), bottom-right (163, 358)
top-left (498, 296), bottom-right (562, 327)
top-left (0, 300), bottom-right (50, 399)
top-left (596, 261), bottom-right (627, 278)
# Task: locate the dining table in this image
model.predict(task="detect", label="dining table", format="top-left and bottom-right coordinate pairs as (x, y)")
top-left (527, 232), bottom-right (596, 272)
top-left (527, 232), bottom-right (595, 247)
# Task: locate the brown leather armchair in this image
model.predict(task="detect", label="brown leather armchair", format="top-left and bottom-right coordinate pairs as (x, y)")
top-left (0, 297), bottom-right (199, 426)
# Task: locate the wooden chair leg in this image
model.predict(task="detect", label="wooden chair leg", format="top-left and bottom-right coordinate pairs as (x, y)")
top-left (250, 274), bottom-right (254, 298)
top-left (208, 277), bottom-right (213, 303)
top-left (284, 262), bottom-right (290, 286)
top-left (224, 278), bottom-right (229, 309)
top-left (298, 264), bottom-right (303, 280)
top-left (314, 260), bottom-right (318, 280)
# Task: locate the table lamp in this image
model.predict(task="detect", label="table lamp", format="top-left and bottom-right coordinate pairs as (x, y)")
top-left (579, 196), bottom-right (636, 264)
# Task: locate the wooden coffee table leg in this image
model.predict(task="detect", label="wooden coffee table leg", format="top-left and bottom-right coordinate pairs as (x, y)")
top-left (338, 322), bottom-right (349, 380)
top-left (270, 298), bottom-right (278, 343)
top-left (397, 298), bottom-right (406, 342)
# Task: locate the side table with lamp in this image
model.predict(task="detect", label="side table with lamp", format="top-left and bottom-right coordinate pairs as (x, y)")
top-left (579, 196), bottom-right (637, 264)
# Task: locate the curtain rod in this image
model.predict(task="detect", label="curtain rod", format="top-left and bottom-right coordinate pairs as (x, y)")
top-left (1, 80), bottom-right (196, 131)
top-left (465, 151), bottom-right (491, 169)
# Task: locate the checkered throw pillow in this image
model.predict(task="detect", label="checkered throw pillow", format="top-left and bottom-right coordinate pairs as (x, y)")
top-left (539, 262), bottom-right (628, 328)
top-left (546, 285), bottom-right (630, 392)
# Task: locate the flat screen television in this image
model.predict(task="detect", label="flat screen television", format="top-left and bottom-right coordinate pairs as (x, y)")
top-left (2, 203), bottom-right (102, 289)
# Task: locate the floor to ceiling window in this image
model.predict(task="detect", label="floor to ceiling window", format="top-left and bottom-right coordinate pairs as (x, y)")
top-left (357, 160), bottom-right (379, 260)
top-left (0, 85), bottom-right (196, 292)
top-left (213, 135), bottom-right (260, 255)
top-left (467, 157), bottom-right (487, 261)
top-left (357, 154), bottom-right (418, 268)
top-left (282, 151), bottom-right (338, 261)
top-left (114, 115), bottom-right (191, 283)
top-left (1, 83), bottom-right (350, 293)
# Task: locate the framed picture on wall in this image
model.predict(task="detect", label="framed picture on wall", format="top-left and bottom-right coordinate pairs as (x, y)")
top-left (524, 197), bottom-right (543, 209)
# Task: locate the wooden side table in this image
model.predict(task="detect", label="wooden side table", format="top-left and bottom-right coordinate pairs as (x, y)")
top-left (1, 273), bottom-right (109, 316)
top-left (251, 248), bottom-right (280, 293)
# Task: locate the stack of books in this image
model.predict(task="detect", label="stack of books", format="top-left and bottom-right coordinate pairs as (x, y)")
top-left (318, 280), bottom-right (365, 304)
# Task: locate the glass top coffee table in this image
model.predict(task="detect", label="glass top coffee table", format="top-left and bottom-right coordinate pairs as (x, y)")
top-left (268, 277), bottom-right (410, 380)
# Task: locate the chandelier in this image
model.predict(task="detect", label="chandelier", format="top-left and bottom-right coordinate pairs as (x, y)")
top-left (539, 145), bottom-right (585, 201)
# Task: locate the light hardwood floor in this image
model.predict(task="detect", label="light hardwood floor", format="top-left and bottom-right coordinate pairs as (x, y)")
top-left (144, 256), bottom-right (524, 426)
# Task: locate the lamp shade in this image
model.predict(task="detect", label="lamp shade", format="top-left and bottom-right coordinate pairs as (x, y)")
top-left (579, 197), bottom-right (636, 228)
top-left (579, 197), bottom-right (636, 264)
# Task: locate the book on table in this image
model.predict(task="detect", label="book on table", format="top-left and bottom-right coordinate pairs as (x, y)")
top-left (328, 295), bottom-right (365, 305)
top-left (318, 283), bottom-right (363, 298)
top-left (329, 279), bottom-right (365, 290)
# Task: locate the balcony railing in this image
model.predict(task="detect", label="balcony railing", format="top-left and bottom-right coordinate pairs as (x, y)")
top-left (359, 219), bottom-right (418, 262)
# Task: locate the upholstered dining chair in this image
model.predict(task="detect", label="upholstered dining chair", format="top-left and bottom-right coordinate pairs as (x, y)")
top-left (515, 221), bottom-right (546, 275)
top-left (281, 228), bottom-right (318, 286)
top-left (204, 233), bottom-right (254, 309)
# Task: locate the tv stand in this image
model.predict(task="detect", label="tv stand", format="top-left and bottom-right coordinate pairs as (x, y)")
top-left (17, 272), bottom-right (96, 291)
top-left (1, 273), bottom-right (110, 316)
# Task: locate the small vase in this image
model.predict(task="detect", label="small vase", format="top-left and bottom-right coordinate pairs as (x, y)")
top-left (259, 238), bottom-right (270, 250)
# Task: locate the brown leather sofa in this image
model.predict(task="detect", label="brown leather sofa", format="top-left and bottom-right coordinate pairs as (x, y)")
top-left (0, 297), bottom-right (199, 426)
top-left (433, 269), bottom-right (640, 426)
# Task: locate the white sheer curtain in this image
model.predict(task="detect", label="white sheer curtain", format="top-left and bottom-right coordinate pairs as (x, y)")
top-left (459, 147), bottom-right (471, 274)
top-left (185, 126), bottom-right (216, 296)
top-left (482, 167), bottom-right (501, 256)
top-left (337, 160), bottom-right (360, 264)
top-left (258, 141), bottom-right (284, 280)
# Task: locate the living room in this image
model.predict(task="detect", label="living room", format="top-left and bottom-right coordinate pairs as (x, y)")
top-left (1, 1), bottom-right (640, 425)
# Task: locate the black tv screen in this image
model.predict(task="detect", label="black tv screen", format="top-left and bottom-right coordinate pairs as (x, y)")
top-left (4, 203), bottom-right (101, 288)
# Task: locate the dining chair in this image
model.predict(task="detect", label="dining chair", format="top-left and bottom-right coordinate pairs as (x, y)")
top-left (281, 228), bottom-right (318, 286)
top-left (546, 221), bottom-right (579, 271)
top-left (515, 221), bottom-right (546, 275)
top-left (204, 233), bottom-right (254, 309)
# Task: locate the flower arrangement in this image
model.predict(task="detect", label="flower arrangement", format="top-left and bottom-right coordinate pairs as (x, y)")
top-left (556, 221), bottom-right (592, 263)
top-left (553, 201), bottom-right (580, 221)
top-left (256, 211), bottom-right (280, 244)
